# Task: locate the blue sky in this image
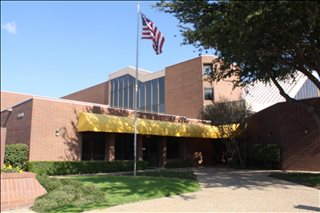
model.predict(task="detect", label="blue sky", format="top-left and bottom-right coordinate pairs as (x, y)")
top-left (1, 1), bottom-right (202, 98)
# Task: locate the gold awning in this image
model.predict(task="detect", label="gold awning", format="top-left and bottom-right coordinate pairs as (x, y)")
top-left (78, 112), bottom-right (234, 139)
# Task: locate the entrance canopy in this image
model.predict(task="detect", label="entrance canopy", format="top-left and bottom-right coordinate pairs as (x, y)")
top-left (78, 112), bottom-right (230, 139)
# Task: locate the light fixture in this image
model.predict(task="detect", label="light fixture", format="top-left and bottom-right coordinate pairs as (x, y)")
top-left (17, 113), bottom-right (24, 119)
top-left (55, 129), bottom-right (60, 136)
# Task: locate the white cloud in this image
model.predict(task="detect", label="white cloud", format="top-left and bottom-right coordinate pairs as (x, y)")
top-left (2, 21), bottom-right (16, 34)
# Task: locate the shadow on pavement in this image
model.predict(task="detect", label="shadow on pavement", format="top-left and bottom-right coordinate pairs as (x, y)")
top-left (294, 204), bottom-right (320, 212)
top-left (192, 167), bottom-right (298, 190)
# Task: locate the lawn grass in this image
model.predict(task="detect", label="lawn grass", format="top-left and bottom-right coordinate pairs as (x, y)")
top-left (137, 170), bottom-right (197, 180)
top-left (269, 172), bottom-right (320, 189)
top-left (40, 171), bottom-right (200, 212)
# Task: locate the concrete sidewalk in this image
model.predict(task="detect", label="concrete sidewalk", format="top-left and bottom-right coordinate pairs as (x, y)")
top-left (3, 168), bottom-right (320, 212)
top-left (87, 168), bottom-right (320, 212)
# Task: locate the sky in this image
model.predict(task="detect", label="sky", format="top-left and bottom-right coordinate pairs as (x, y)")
top-left (1, 1), bottom-right (202, 98)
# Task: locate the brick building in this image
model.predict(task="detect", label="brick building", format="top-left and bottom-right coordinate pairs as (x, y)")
top-left (62, 56), bottom-right (242, 119)
top-left (245, 98), bottom-right (320, 171)
top-left (1, 95), bottom-right (227, 167)
top-left (1, 56), bottom-right (319, 170)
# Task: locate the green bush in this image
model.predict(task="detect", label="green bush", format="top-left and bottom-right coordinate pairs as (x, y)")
top-left (247, 144), bottom-right (281, 169)
top-left (33, 175), bottom-right (105, 212)
top-left (28, 160), bottom-right (148, 175)
top-left (165, 160), bottom-right (193, 168)
top-left (4, 144), bottom-right (29, 170)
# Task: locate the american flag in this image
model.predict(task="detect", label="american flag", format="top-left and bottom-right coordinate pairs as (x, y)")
top-left (141, 12), bottom-right (165, 55)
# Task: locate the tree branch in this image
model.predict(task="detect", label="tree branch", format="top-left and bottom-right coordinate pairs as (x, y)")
top-left (271, 77), bottom-right (297, 102)
top-left (297, 66), bottom-right (320, 90)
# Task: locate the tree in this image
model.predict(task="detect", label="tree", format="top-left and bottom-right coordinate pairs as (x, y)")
top-left (202, 99), bottom-right (252, 168)
top-left (156, 1), bottom-right (320, 100)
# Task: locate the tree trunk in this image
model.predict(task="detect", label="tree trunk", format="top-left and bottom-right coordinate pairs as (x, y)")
top-left (297, 68), bottom-right (320, 90)
top-left (271, 77), bottom-right (296, 102)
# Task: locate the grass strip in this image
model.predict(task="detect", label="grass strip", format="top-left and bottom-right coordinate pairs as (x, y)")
top-left (269, 172), bottom-right (320, 189)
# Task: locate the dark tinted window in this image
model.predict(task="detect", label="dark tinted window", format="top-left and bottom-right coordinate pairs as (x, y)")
top-left (204, 88), bottom-right (214, 100)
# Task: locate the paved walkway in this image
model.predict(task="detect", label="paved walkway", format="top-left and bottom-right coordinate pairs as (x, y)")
top-left (3, 168), bottom-right (320, 212)
top-left (87, 167), bottom-right (320, 212)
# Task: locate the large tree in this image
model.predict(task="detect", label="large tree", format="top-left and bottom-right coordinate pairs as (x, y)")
top-left (202, 99), bottom-right (252, 168)
top-left (156, 1), bottom-right (320, 101)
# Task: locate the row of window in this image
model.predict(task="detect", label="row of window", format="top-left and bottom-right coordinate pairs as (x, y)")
top-left (110, 64), bottom-right (215, 111)
top-left (109, 75), bottom-right (165, 113)
top-left (203, 63), bottom-right (214, 101)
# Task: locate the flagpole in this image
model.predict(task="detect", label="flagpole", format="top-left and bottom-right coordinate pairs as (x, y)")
top-left (133, 1), bottom-right (140, 177)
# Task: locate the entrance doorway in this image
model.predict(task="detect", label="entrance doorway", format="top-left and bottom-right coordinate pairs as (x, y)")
top-left (143, 136), bottom-right (159, 167)
top-left (81, 132), bottom-right (105, 161)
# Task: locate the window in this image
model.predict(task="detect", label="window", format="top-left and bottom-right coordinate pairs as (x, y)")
top-left (123, 76), bottom-right (128, 108)
top-left (119, 78), bottom-right (123, 108)
top-left (204, 88), bottom-right (214, 100)
top-left (152, 79), bottom-right (158, 112)
top-left (139, 82), bottom-right (145, 111)
top-left (159, 77), bottom-right (165, 112)
top-left (81, 133), bottom-right (105, 161)
top-left (203, 64), bottom-right (213, 75)
top-left (114, 79), bottom-right (118, 107)
top-left (146, 81), bottom-right (152, 112)
top-left (167, 138), bottom-right (180, 159)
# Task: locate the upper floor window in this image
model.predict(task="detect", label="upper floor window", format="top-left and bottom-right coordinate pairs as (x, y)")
top-left (204, 88), bottom-right (214, 100)
top-left (202, 64), bottom-right (213, 75)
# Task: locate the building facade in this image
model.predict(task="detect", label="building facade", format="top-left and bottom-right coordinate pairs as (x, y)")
top-left (1, 56), bottom-right (319, 170)
top-left (63, 56), bottom-right (242, 119)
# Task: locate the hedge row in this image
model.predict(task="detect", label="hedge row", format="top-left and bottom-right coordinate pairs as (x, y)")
top-left (247, 144), bottom-right (281, 169)
top-left (28, 160), bottom-right (148, 175)
top-left (4, 144), bottom-right (29, 170)
top-left (165, 160), bottom-right (193, 168)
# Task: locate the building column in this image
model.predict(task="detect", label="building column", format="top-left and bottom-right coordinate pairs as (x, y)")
top-left (105, 133), bottom-right (115, 161)
top-left (137, 135), bottom-right (143, 161)
top-left (158, 137), bottom-right (167, 167)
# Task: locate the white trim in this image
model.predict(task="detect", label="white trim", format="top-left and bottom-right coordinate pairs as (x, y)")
top-left (108, 66), bottom-right (165, 82)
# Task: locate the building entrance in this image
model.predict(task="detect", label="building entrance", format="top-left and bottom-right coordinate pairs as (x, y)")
top-left (143, 136), bottom-right (159, 167)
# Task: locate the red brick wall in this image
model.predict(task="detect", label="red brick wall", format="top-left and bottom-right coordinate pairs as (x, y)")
top-left (1, 91), bottom-right (32, 111)
top-left (245, 98), bottom-right (320, 171)
top-left (165, 56), bottom-right (242, 119)
top-left (1, 128), bottom-right (6, 168)
top-left (165, 57), bottom-right (204, 119)
top-left (62, 81), bottom-right (109, 105)
top-left (28, 98), bottom-right (93, 161)
top-left (1, 172), bottom-right (46, 211)
top-left (202, 56), bottom-right (242, 104)
top-left (1, 100), bottom-right (33, 148)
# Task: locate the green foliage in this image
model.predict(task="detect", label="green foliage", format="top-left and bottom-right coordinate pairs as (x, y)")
top-left (27, 160), bottom-right (148, 175)
top-left (1, 164), bottom-right (23, 173)
top-left (33, 175), bottom-right (105, 212)
top-left (269, 172), bottom-right (320, 189)
top-left (4, 144), bottom-right (29, 170)
top-left (247, 144), bottom-right (281, 169)
top-left (164, 160), bottom-right (193, 168)
top-left (156, 1), bottom-right (320, 90)
top-left (202, 100), bottom-right (251, 125)
top-left (34, 173), bottom-right (199, 212)
top-left (60, 175), bottom-right (200, 212)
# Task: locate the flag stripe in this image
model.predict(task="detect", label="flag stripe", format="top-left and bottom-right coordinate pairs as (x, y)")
top-left (141, 12), bottom-right (165, 55)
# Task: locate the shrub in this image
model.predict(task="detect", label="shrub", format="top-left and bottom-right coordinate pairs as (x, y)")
top-left (28, 160), bottom-right (148, 175)
top-left (165, 160), bottom-right (193, 168)
top-left (1, 164), bottom-right (23, 173)
top-left (247, 144), bottom-right (281, 169)
top-left (33, 175), bottom-right (105, 212)
top-left (4, 144), bottom-right (28, 170)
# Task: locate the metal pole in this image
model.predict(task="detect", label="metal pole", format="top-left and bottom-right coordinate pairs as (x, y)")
top-left (134, 1), bottom-right (140, 177)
